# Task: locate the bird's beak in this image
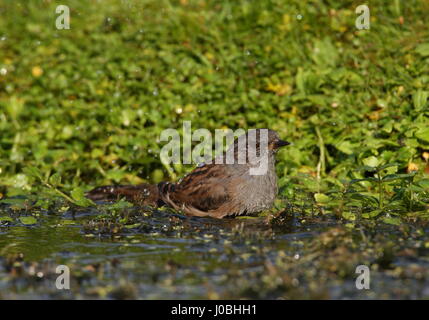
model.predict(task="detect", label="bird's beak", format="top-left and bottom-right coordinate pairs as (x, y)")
top-left (274, 139), bottom-right (291, 149)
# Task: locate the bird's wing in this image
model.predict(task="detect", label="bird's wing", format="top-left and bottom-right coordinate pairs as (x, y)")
top-left (161, 164), bottom-right (239, 215)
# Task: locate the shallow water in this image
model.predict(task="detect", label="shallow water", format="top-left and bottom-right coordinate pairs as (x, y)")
top-left (0, 201), bottom-right (429, 299)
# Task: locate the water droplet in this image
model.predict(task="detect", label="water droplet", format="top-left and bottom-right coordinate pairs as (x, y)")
top-left (152, 89), bottom-right (158, 96)
top-left (28, 265), bottom-right (35, 275)
top-left (297, 14), bottom-right (303, 20)
top-left (0, 68), bottom-right (7, 75)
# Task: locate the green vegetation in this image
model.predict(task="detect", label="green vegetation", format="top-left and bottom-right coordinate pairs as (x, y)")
top-left (0, 0), bottom-right (429, 299)
top-left (1, 0), bottom-right (428, 222)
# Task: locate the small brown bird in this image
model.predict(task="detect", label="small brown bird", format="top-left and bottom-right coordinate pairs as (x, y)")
top-left (86, 129), bottom-right (290, 218)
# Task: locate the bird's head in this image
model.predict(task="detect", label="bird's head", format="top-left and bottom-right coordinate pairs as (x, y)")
top-left (228, 129), bottom-right (290, 162)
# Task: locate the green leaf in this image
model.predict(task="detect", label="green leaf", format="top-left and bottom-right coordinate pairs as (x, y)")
top-left (301, 177), bottom-right (320, 193)
top-left (312, 37), bottom-right (338, 67)
top-left (350, 177), bottom-right (378, 184)
top-left (415, 43), bottom-right (429, 57)
top-left (314, 193), bottom-right (331, 203)
top-left (22, 167), bottom-right (43, 180)
top-left (413, 90), bottom-right (428, 111)
top-left (105, 169), bottom-right (126, 182)
top-left (335, 141), bottom-right (354, 155)
top-left (295, 67), bottom-right (305, 94)
top-left (381, 122), bottom-right (393, 134)
top-left (105, 198), bottom-right (133, 210)
top-left (19, 216), bottom-right (37, 225)
top-left (356, 165), bottom-right (377, 172)
top-left (71, 187), bottom-right (86, 202)
top-left (124, 223), bottom-right (141, 229)
top-left (0, 198), bottom-right (27, 205)
top-left (417, 179), bottom-right (429, 189)
top-left (342, 211), bottom-right (356, 221)
top-left (0, 216), bottom-right (14, 223)
top-left (362, 156), bottom-right (379, 168)
top-left (409, 184), bottom-right (424, 192)
top-left (382, 216), bottom-right (401, 226)
top-left (0, 198), bottom-right (28, 209)
top-left (367, 209), bottom-right (383, 218)
top-left (415, 127), bottom-right (429, 142)
top-left (378, 163), bottom-right (400, 171)
top-left (49, 173), bottom-right (62, 186)
top-left (350, 193), bottom-right (379, 205)
top-left (60, 220), bottom-right (76, 226)
top-left (71, 187), bottom-right (95, 207)
top-left (382, 173), bottom-right (415, 181)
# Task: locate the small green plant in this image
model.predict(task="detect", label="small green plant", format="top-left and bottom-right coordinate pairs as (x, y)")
top-left (344, 157), bottom-right (423, 222)
top-left (23, 167), bottom-right (95, 207)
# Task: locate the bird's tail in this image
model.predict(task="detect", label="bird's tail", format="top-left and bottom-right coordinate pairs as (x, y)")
top-left (86, 183), bottom-right (162, 206)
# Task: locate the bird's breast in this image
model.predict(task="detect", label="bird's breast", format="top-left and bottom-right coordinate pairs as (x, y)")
top-left (233, 161), bottom-right (278, 214)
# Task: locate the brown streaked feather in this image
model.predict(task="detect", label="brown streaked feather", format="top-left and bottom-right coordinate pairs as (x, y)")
top-left (160, 163), bottom-right (244, 218)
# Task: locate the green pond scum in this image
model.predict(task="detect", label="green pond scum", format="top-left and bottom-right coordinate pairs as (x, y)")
top-left (0, 0), bottom-right (429, 299)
